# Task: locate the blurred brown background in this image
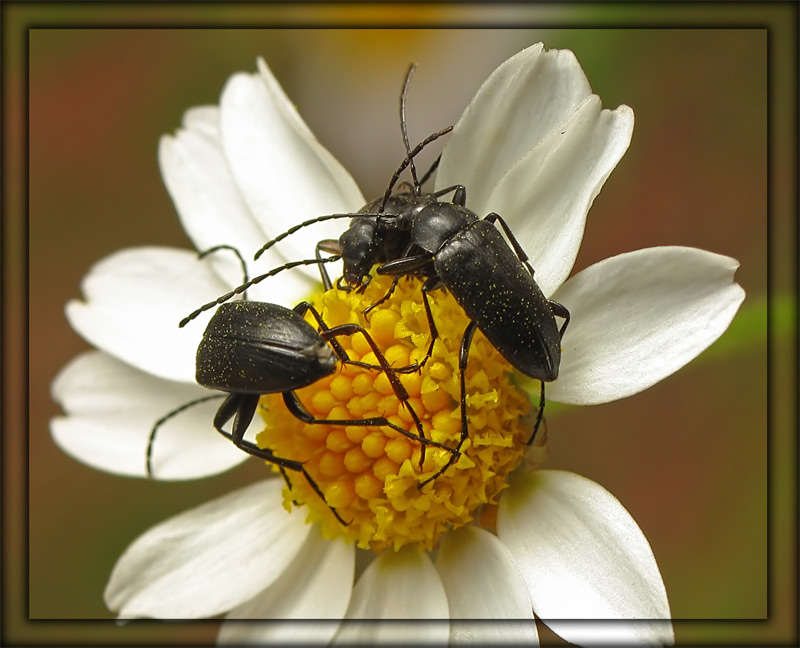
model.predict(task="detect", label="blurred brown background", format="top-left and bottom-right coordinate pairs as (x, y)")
top-left (11, 7), bottom-right (793, 646)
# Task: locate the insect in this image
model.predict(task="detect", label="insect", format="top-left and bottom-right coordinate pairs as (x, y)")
top-left (195, 299), bottom-right (462, 524)
top-left (179, 62), bottom-right (570, 476)
top-left (152, 248), bottom-right (459, 525)
top-left (253, 65), bottom-right (571, 449)
top-left (174, 114), bottom-right (454, 329)
top-left (252, 63), bottom-right (453, 295)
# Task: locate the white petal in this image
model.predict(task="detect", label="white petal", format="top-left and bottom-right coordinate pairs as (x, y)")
top-left (66, 247), bottom-right (229, 383)
top-left (539, 620), bottom-right (675, 647)
top-left (437, 44), bottom-right (590, 210)
top-left (332, 547), bottom-right (449, 645)
top-left (436, 526), bottom-right (538, 645)
top-left (221, 622), bottom-right (343, 646)
top-left (51, 351), bottom-right (247, 479)
top-left (485, 98), bottom-right (633, 296)
top-left (435, 44), bottom-right (633, 297)
top-left (447, 622), bottom-right (539, 646)
top-left (160, 110), bottom-right (313, 305)
top-left (52, 413), bottom-right (247, 481)
top-left (220, 58), bottom-right (364, 282)
top-left (181, 105), bottom-right (219, 133)
top-left (549, 247), bottom-right (745, 405)
top-left (497, 471), bottom-right (674, 645)
top-left (218, 533), bottom-right (354, 644)
top-left (105, 479), bottom-right (312, 619)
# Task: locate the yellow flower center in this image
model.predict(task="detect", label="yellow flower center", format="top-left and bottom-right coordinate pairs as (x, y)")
top-left (256, 275), bottom-right (534, 552)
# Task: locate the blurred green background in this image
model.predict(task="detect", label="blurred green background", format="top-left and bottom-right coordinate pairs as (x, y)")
top-left (14, 5), bottom-right (794, 647)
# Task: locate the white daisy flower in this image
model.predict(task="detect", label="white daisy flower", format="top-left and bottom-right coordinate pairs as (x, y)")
top-left (51, 43), bottom-right (744, 645)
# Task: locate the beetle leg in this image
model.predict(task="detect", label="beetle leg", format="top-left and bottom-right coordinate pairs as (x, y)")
top-left (315, 241), bottom-right (339, 290)
top-left (527, 381), bottom-right (546, 446)
top-left (418, 319), bottom-right (477, 488)
top-left (294, 302), bottom-right (368, 372)
top-left (362, 237), bottom-right (415, 318)
top-left (212, 392), bottom-right (350, 525)
top-left (374, 256), bottom-right (444, 370)
top-left (212, 393), bottom-right (247, 440)
top-left (316, 238), bottom-right (341, 254)
top-left (375, 252), bottom-right (431, 276)
top-left (548, 300), bottom-right (571, 340)
top-left (427, 183), bottom-right (466, 205)
top-left (416, 154), bottom-right (442, 188)
top-left (335, 275), bottom-right (354, 292)
top-left (370, 268), bottom-right (442, 370)
top-left (299, 301), bottom-right (417, 374)
top-left (293, 301), bottom-right (356, 363)
top-left (213, 393), bottom-right (293, 492)
top-left (198, 245), bottom-right (250, 301)
top-left (282, 391), bottom-right (458, 473)
top-left (230, 393), bottom-right (260, 446)
top-left (458, 321), bottom-right (478, 452)
top-left (363, 275), bottom-right (401, 320)
top-left (355, 273), bottom-right (372, 294)
top-left (415, 276), bottom-right (442, 368)
top-left (483, 212), bottom-right (535, 276)
top-left (317, 324), bottom-right (430, 469)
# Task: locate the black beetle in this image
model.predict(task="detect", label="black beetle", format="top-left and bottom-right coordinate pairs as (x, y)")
top-left (334, 64), bottom-right (571, 447)
top-left (185, 299), bottom-right (458, 524)
top-left (258, 66), bottom-right (571, 449)
top-left (174, 119), bottom-right (453, 328)
top-left (153, 246), bottom-right (459, 524)
top-left (247, 124), bottom-right (454, 293)
top-left (180, 63), bottom-right (570, 456)
top-left (251, 63), bottom-right (452, 293)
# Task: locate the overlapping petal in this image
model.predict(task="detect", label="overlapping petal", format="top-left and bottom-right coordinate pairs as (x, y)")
top-left (105, 479), bottom-right (311, 619)
top-left (485, 99), bottom-right (633, 296)
top-left (219, 58), bottom-right (364, 273)
top-left (65, 247), bottom-right (228, 383)
top-left (332, 548), bottom-right (449, 645)
top-left (498, 471), bottom-right (674, 645)
top-left (437, 44), bottom-right (592, 206)
top-left (159, 106), bottom-right (310, 304)
top-left (436, 526), bottom-right (538, 645)
top-left (219, 533), bottom-right (354, 645)
top-left (550, 247), bottom-right (745, 405)
top-left (51, 350), bottom-right (244, 478)
top-left (436, 45), bottom-right (634, 296)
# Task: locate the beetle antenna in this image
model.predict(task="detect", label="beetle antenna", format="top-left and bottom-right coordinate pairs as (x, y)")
top-left (146, 393), bottom-right (225, 478)
top-left (379, 125), bottom-right (453, 213)
top-left (254, 213), bottom-right (360, 261)
top-left (253, 113), bottom-right (451, 264)
top-left (400, 63), bottom-right (420, 192)
top-left (179, 255), bottom-right (342, 328)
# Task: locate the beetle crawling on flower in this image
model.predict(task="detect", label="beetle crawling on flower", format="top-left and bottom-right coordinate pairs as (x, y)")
top-left (51, 44), bottom-right (743, 645)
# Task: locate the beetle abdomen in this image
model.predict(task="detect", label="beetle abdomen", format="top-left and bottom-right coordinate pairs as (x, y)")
top-left (196, 301), bottom-right (336, 394)
top-left (436, 221), bottom-right (561, 382)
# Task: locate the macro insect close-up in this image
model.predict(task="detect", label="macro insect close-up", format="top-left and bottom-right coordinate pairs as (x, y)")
top-left (27, 27), bottom-right (774, 648)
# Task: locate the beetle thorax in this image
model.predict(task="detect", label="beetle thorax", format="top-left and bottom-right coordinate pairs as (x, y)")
top-left (410, 202), bottom-right (478, 254)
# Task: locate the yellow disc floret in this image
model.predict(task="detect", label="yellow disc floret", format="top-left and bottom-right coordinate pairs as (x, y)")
top-left (256, 275), bottom-right (533, 552)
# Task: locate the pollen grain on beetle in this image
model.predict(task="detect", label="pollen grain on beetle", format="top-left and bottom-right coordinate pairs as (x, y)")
top-left (256, 275), bottom-right (533, 552)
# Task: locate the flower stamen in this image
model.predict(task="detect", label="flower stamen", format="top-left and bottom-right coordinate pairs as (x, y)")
top-left (257, 275), bottom-right (535, 552)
